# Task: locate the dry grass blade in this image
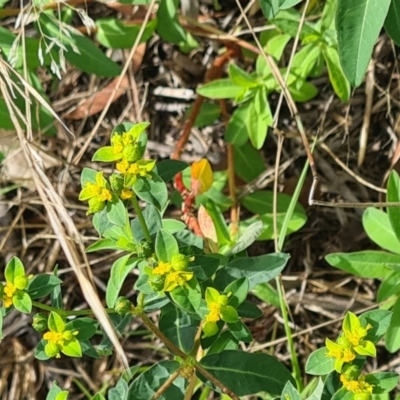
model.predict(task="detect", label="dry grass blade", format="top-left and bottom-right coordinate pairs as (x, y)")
top-left (0, 57), bottom-right (129, 370)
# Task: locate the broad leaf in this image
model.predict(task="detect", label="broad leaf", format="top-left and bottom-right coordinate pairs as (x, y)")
top-left (155, 229), bottom-right (179, 262)
top-left (214, 253), bottom-right (289, 289)
top-left (305, 347), bottom-right (335, 375)
top-left (38, 13), bottom-right (121, 77)
top-left (325, 251), bottom-right (398, 279)
top-left (199, 350), bottom-right (295, 396)
top-left (197, 79), bottom-right (243, 99)
top-left (233, 141), bottom-right (265, 182)
top-left (385, 0), bottom-right (400, 46)
top-left (128, 360), bottom-right (186, 400)
top-left (159, 303), bottom-right (199, 353)
top-left (336, 0), bottom-right (391, 86)
top-left (106, 255), bottom-right (138, 308)
top-left (362, 208), bottom-right (400, 254)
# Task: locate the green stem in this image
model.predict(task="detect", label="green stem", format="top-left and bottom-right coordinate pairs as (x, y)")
top-left (32, 301), bottom-right (115, 317)
top-left (140, 312), bottom-right (239, 398)
top-left (131, 194), bottom-right (152, 243)
top-left (275, 276), bottom-right (303, 391)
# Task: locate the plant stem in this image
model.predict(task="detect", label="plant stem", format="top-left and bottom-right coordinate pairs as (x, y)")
top-left (32, 301), bottom-right (115, 317)
top-left (140, 313), bottom-right (187, 359)
top-left (151, 369), bottom-right (181, 400)
top-left (131, 194), bottom-right (152, 243)
top-left (275, 276), bottom-right (303, 391)
top-left (194, 364), bottom-right (240, 400)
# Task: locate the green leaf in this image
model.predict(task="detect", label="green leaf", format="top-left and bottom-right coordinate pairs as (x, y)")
top-left (156, 159), bottom-right (188, 182)
top-left (385, 295), bottom-right (400, 352)
top-left (0, 99), bottom-right (14, 130)
top-left (5, 256), bottom-right (25, 283)
top-left (227, 320), bottom-right (252, 341)
top-left (96, 18), bottom-right (156, 49)
top-left (325, 251), bottom-right (397, 279)
top-left (387, 170), bottom-right (400, 242)
top-left (197, 79), bottom-right (243, 99)
top-left (92, 146), bottom-right (120, 162)
top-left (48, 311), bottom-right (65, 332)
top-left (273, 11), bottom-right (319, 40)
top-left (359, 309), bottom-right (392, 343)
top-left (159, 303), bottom-right (199, 353)
top-left (188, 255), bottom-right (219, 281)
top-left (128, 360), bottom-right (186, 400)
top-left (259, 0), bottom-right (301, 20)
top-left (378, 271), bottom-right (400, 302)
top-left (133, 173), bottom-right (168, 211)
top-left (281, 381), bottom-right (301, 400)
top-left (0, 26), bottom-right (58, 69)
top-left (86, 238), bottom-right (120, 252)
top-left (131, 203), bottom-right (162, 242)
top-left (207, 331), bottom-right (238, 354)
top-left (214, 253), bottom-right (289, 289)
top-left (305, 347), bottom-right (335, 375)
top-left (13, 291), bottom-right (32, 313)
top-left (61, 338), bottom-right (82, 357)
top-left (225, 105), bottom-right (249, 146)
top-left (107, 198), bottom-right (129, 227)
top-left (336, 0), bottom-right (391, 86)
top-left (252, 282), bottom-right (280, 307)
top-left (108, 379), bottom-right (128, 400)
top-left (362, 208), bottom-right (400, 254)
top-left (38, 13), bottom-right (122, 77)
top-left (246, 88), bottom-right (273, 149)
top-left (106, 255), bottom-right (138, 308)
top-left (27, 274), bottom-right (63, 299)
top-left (384, 0), bottom-right (400, 46)
top-left (233, 141), bottom-right (265, 182)
top-left (46, 382), bottom-right (68, 400)
top-left (289, 81), bottom-right (318, 102)
top-left (157, 0), bottom-right (197, 51)
top-left (185, 102), bottom-right (221, 127)
top-left (256, 34), bottom-right (291, 76)
top-left (199, 350), bottom-right (295, 396)
top-left (65, 318), bottom-right (98, 341)
top-left (365, 372), bottom-right (399, 394)
top-left (155, 229), bottom-right (179, 262)
top-left (162, 219), bottom-right (186, 234)
top-left (170, 277), bottom-right (202, 314)
top-left (291, 43), bottom-right (322, 82)
top-left (322, 46), bottom-right (350, 102)
top-left (228, 63), bottom-right (258, 88)
top-left (228, 221), bottom-right (264, 255)
top-left (224, 277), bottom-right (249, 307)
top-left (237, 300), bottom-right (263, 319)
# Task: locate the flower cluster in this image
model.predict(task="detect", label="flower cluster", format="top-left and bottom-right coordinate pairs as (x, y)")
top-left (79, 123), bottom-right (155, 213)
top-left (79, 171), bottom-right (112, 214)
top-left (202, 287), bottom-right (239, 338)
top-left (325, 312), bottom-right (376, 399)
top-left (43, 312), bottom-right (81, 359)
top-left (148, 254), bottom-right (194, 292)
top-left (326, 312), bottom-right (375, 373)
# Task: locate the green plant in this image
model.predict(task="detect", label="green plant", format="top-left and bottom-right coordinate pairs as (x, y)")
top-left (326, 171), bottom-right (400, 354)
top-left (306, 310), bottom-right (398, 400)
top-left (0, 122), bottom-right (297, 399)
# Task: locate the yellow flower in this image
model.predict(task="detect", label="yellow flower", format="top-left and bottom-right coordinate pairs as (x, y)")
top-left (120, 188), bottom-right (133, 200)
top-left (340, 374), bottom-right (374, 395)
top-left (152, 261), bottom-right (172, 276)
top-left (79, 171), bottom-right (112, 214)
top-left (325, 338), bottom-right (355, 372)
top-left (206, 302), bottom-right (221, 322)
top-left (164, 271), bottom-right (193, 292)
